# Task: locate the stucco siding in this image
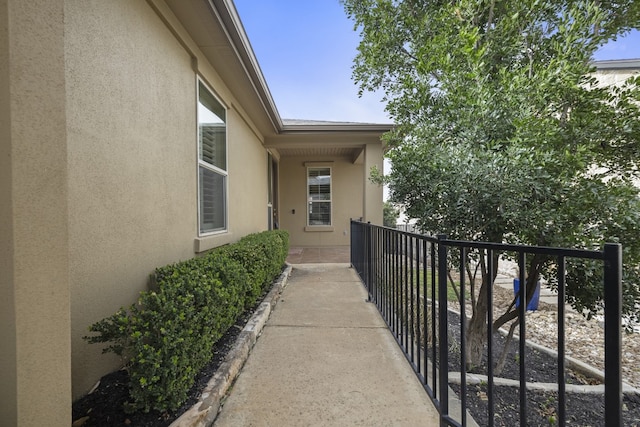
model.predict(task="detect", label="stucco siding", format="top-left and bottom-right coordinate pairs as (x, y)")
top-left (227, 111), bottom-right (269, 237)
top-left (363, 143), bottom-right (384, 226)
top-left (65, 0), bottom-right (197, 397)
top-left (279, 156), bottom-right (363, 246)
top-left (65, 0), bottom-right (268, 397)
top-left (1, 0), bottom-right (71, 425)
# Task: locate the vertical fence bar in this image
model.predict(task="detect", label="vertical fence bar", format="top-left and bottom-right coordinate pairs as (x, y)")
top-left (382, 228), bottom-right (386, 316)
top-left (410, 235), bottom-right (415, 363)
top-left (376, 227), bottom-right (381, 306)
top-left (517, 251), bottom-right (526, 427)
top-left (414, 238), bottom-right (424, 374)
top-left (367, 223), bottom-right (373, 298)
top-left (372, 226), bottom-right (378, 305)
top-left (372, 227), bottom-right (377, 305)
top-left (387, 229), bottom-right (392, 322)
top-left (378, 227), bottom-right (383, 306)
top-left (604, 243), bottom-right (622, 427)
top-left (557, 255), bottom-right (566, 427)
top-left (395, 232), bottom-right (400, 337)
top-left (423, 239), bottom-right (429, 386)
top-left (384, 229), bottom-right (389, 321)
top-left (363, 223), bottom-right (370, 298)
top-left (487, 250), bottom-right (495, 427)
top-left (350, 221), bottom-right (357, 275)
top-left (459, 247), bottom-right (467, 427)
top-left (350, 221), bottom-right (354, 269)
top-left (404, 233), bottom-right (409, 352)
top-left (432, 240), bottom-right (438, 398)
top-left (437, 235), bottom-right (449, 426)
top-left (391, 229), bottom-right (395, 325)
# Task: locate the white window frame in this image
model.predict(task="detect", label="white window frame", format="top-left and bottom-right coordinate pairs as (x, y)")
top-left (306, 166), bottom-right (332, 227)
top-left (197, 78), bottom-right (228, 236)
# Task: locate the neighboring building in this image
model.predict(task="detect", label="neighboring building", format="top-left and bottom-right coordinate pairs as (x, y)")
top-left (0, 1), bottom-right (388, 424)
top-left (592, 58), bottom-right (640, 86)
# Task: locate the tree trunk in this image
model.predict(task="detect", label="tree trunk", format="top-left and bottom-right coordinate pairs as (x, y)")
top-left (466, 252), bottom-right (548, 371)
top-left (465, 292), bottom-right (488, 370)
top-left (464, 248), bottom-right (499, 369)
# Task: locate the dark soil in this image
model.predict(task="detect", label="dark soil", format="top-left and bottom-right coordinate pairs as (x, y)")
top-left (71, 289), bottom-right (268, 427)
top-left (446, 311), bottom-right (640, 426)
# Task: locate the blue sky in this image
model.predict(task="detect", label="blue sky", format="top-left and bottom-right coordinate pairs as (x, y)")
top-left (234, 0), bottom-right (640, 124)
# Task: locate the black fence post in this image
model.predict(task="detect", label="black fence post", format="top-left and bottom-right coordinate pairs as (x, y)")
top-left (604, 243), bottom-right (622, 427)
top-left (437, 234), bottom-right (449, 426)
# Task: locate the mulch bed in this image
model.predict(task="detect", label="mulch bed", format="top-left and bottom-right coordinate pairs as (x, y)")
top-left (446, 311), bottom-right (640, 426)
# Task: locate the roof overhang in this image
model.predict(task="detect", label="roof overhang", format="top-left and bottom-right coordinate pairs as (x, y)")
top-left (265, 123), bottom-right (392, 162)
top-left (164, 0), bottom-right (282, 137)
top-left (162, 0), bottom-right (393, 147)
top-left (592, 59), bottom-right (640, 70)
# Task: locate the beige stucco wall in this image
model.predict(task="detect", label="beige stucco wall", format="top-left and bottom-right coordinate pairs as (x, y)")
top-left (65, 0), bottom-right (195, 397)
top-left (0, 3), bottom-right (16, 423)
top-left (594, 68), bottom-right (639, 87)
top-left (65, 0), bottom-right (268, 397)
top-left (279, 156), bottom-right (365, 246)
top-left (363, 143), bottom-right (384, 226)
top-left (227, 111), bottom-right (270, 238)
top-left (1, 0), bottom-right (71, 425)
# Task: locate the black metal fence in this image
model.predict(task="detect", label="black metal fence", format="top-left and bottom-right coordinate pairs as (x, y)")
top-left (350, 220), bottom-right (622, 427)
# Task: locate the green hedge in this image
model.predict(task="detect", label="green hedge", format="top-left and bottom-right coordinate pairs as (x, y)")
top-left (216, 229), bottom-right (289, 305)
top-left (85, 230), bottom-right (289, 413)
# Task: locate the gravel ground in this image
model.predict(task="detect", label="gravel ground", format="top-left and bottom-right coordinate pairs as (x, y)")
top-left (449, 289), bottom-right (640, 427)
top-left (490, 284), bottom-right (640, 390)
top-left (449, 289), bottom-right (640, 426)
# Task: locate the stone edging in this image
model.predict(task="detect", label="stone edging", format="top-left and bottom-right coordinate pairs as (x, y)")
top-left (169, 264), bottom-right (293, 427)
top-left (447, 307), bottom-right (640, 395)
top-left (495, 326), bottom-right (640, 395)
top-left (448, 371), bottom-right (639, 394)
top-left (443, 306), bottom-right (638, 427)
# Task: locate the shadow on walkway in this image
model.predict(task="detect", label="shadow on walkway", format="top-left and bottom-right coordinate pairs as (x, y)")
top-left (286, 246), bottom-right (350, 264)
top-left (214, 263), bottom-right (440, 426)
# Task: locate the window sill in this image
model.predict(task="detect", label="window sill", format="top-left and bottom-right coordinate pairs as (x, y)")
top-left (194, 232), bottom-right (234, 253)
top-left (304, 226), bottom-right (334, 232)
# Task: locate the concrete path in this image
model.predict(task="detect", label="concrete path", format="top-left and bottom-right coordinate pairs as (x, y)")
top-left (213, 263), bottom-right (440, 426)
top-left (286, 246), bottom-right (350, 264)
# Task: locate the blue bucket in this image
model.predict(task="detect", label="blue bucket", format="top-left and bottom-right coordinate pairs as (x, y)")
top-left (513, 279), bottom-right (540, 311)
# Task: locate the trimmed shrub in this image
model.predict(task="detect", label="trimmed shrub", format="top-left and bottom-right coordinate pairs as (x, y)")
top-left (84, 230), bottom-right (289, 412)
top-left (214, 229), bottom-right (289, 306)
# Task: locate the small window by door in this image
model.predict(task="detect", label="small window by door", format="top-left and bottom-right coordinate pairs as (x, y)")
top-left (307, 167), bottom-right (331, 226)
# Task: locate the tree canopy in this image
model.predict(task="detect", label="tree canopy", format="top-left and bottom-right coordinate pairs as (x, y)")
top-left (383, 201), bottom-right (401, 227)
top-left (343, 0), bottom-right (640, 362)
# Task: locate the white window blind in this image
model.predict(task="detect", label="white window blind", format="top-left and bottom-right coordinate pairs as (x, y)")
top-left (198, 80), bottom-right (227, 234)
top-left (307, 167), bottom-right (331, 226)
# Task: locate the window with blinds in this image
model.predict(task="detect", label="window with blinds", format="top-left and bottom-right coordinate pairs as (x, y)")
top-left (198, 80), bottom-right (227, 234)
top-left (307, 167), bottom-right (331, 226)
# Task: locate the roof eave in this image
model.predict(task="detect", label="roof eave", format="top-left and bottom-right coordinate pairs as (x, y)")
top-left (592, 58), bottom-right (640, 70)
top-left (211, 0), bottom-right (284, 132)
top-left (280, 123), bottom-right (394, 134)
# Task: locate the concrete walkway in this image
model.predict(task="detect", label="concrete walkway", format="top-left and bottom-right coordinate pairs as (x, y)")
top-left (286, 246), bottom-right (351, 264)
top-left (213, 263), bottom-right (440, 426)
